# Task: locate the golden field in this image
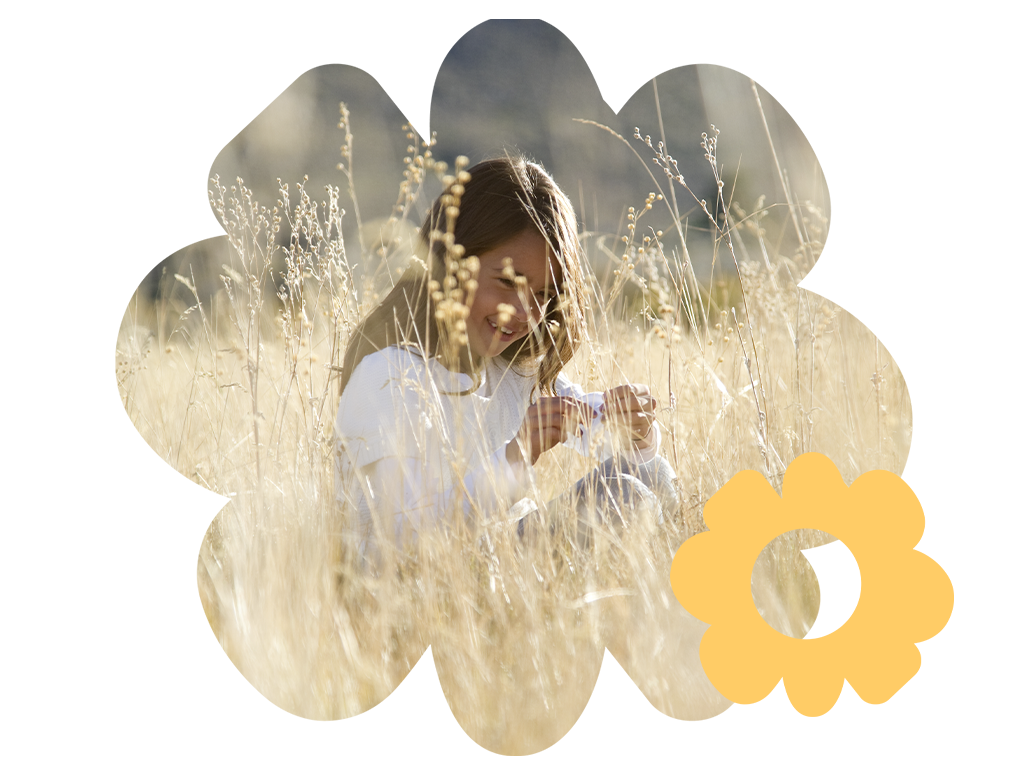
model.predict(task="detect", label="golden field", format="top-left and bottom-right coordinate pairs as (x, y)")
top-left (116, 114), bottom-right (909, 754)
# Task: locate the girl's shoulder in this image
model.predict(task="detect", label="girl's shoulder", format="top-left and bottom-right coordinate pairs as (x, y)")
top-left (345, 345), bottom-right (421, 388)
top-left (346, 345), bottom-right (477, 396)
top-left (336, 346), bottom-right (440, 441)
top-left (349, 345), bottom-right (426, 380)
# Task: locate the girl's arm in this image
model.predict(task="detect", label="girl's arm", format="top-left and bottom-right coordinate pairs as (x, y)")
top-left (358, 390), bottom-right (586, 542)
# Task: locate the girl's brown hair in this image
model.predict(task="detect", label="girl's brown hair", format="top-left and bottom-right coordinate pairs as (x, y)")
top-left (336, 155), bottom-right (587, 394)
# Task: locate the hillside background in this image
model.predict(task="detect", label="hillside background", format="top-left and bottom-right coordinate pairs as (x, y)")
top-left (116, 17), bottom-right (912, 302)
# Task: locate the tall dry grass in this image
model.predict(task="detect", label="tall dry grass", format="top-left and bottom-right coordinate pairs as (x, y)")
top-left (116, 102), bottom-right (909, 754)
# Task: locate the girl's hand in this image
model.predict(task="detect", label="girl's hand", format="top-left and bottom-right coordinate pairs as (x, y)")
top-left (507, 396), bottom-right (592, 466)
top-left (601, 384), bottom-right (656, 447)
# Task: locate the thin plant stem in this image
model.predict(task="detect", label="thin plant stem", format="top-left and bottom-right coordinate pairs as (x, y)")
top-left (751, 79), bottom-right (807, 260)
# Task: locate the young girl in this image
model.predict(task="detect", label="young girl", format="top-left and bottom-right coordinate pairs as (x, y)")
top-left (333, 156), bottom-right (678, 555)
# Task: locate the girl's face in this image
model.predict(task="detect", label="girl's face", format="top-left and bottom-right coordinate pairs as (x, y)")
top-left (466, 228), bottom-right (559, 360)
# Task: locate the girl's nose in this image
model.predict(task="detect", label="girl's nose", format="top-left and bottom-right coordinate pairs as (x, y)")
top-left (501, 289), bottom-right (528, 323)
top-left (512, 297), bottom-right (530, 322)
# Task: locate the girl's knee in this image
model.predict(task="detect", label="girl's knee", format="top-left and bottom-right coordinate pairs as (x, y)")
top-left (618, 455), bottom-right (679, 517)
top-left (650, 456), bottom-right (680, 515)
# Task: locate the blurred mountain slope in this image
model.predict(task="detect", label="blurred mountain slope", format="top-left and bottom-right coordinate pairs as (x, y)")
top-left (116, 20), bottom-right (912, 298)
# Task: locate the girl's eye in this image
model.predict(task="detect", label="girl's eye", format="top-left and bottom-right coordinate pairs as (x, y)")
top-left (499, 276), bottom-right (551, 307)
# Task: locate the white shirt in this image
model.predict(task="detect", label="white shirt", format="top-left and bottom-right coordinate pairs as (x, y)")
top-left (333, 345), bottom-right (661, 544)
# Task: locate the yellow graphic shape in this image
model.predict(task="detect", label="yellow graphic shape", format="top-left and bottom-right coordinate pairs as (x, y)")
top-left (670, 453), bottom-right (953, 717)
